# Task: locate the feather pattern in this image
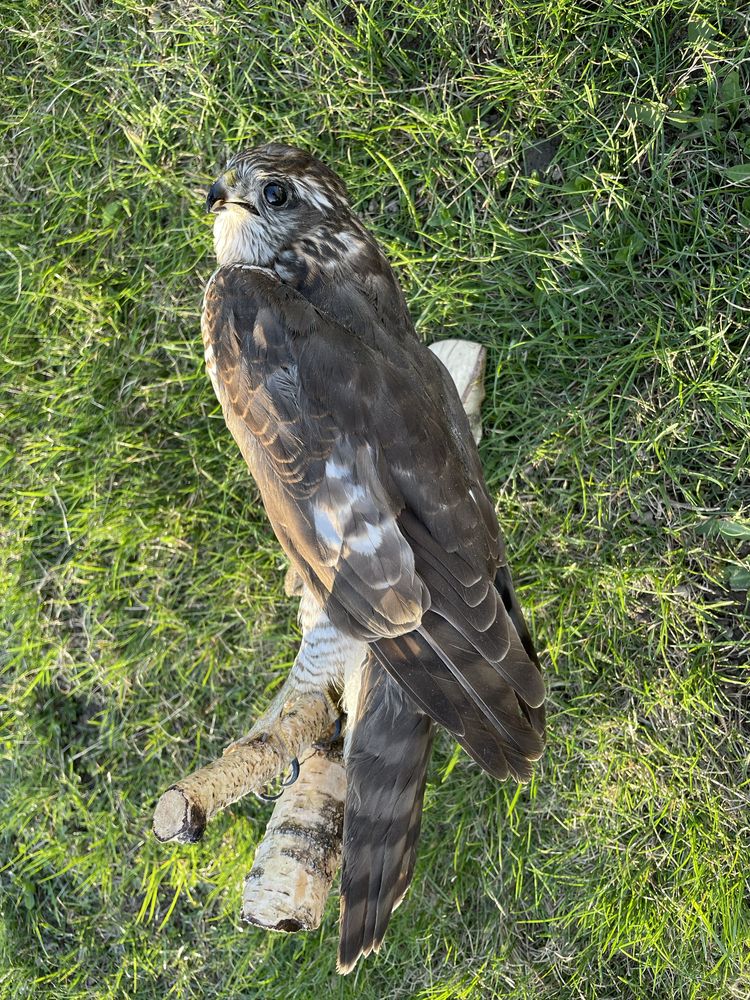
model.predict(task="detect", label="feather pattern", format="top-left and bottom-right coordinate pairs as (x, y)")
top-left (201, 143), bottom-right (546, 972)
top-left (338, 658), bottom-right (433, 974)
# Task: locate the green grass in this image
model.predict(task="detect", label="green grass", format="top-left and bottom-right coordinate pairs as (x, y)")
top-left (1, 2), bottom-right (749, 997)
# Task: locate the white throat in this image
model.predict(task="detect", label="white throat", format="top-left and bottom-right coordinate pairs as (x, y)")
top-left (213, 208), bottom-right (274, 267)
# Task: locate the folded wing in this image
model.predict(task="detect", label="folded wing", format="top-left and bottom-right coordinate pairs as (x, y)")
top-left (202, 264), bottom-right (545, 779)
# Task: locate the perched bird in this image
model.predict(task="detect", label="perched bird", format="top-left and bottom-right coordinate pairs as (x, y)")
top-left (201, 143), bottom-right (545, 972)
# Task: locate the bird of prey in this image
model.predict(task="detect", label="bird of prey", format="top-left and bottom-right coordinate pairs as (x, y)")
top-left (201, 143), bottom-right (545, 972)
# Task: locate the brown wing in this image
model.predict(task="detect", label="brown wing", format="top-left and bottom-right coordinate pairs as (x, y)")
top-left (202, 264), bottom-right (429, 638)
top-left (202, 263), bottom-right (544, 776)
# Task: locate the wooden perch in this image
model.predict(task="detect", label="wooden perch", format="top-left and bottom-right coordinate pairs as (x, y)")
top-left (153, 338), bottom-right (487, 933)
top-left (242, 743), bottom-right (346, 931)
top-left (428, 339), bottom-right (486, 445)
top-left (153, 683), bottom-right (336, 843)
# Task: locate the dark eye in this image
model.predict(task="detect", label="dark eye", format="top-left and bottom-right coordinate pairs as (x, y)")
top-left (263, 182), bottom-right (288, 207)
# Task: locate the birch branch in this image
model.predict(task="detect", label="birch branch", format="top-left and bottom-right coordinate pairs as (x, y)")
top-left (242, 743), bottom-right (346, 931)
top-left (152, 684), bottom-right (336, 843)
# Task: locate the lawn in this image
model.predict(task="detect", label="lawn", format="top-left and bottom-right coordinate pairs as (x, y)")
top-left (1, 2), bottom-right (749, 998)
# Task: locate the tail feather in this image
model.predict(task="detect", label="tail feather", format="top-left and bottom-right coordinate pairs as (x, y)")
top-left (338, 524), bottom-right (545, 970)
top-left (338, 659), bottom-right (433, 974)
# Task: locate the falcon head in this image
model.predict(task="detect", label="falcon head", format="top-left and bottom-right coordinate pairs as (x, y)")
top-left (206, 143), bottom-right (351, 267)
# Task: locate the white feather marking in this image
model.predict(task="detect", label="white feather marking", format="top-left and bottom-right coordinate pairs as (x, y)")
top-left (294, 178), bottom-right (333, 211)
top-left (324, 457), bottom-right (349, 479)
top-left (347, 520), bottom-right (386, 554)
top-left (335, 230), bottom-right (365, 254)
top-left (313, 505), bottom-right (343, 562)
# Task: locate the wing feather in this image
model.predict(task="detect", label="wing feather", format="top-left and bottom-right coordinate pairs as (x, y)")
top-left (203, 258), bottom-right (546, 972)
top-left (203, 262), bottom-right (545, 776)
top-left (203, 266), bottom-right (428, 636)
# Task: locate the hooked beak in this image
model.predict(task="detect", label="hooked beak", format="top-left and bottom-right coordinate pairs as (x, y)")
top-left (206, 180), bottom-right (228, 214)
top-left (205, 179), bottom-right (260, 216)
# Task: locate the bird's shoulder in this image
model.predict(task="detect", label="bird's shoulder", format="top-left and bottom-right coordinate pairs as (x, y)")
top-left (273, 220), bottom-right (419, 348)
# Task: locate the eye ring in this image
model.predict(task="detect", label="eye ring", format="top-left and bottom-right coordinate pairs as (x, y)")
top-left (263, 182), bottom-right (288, 207)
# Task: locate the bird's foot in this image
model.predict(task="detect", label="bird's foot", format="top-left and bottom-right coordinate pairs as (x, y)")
top-left (255, 756), bottom-right (301, 801)
top-left (313, 714), bottom-right (345, 750)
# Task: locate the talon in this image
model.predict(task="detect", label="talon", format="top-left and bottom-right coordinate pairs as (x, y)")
top-left (255, 787), bottom-right (283, 802)
top-left (282, 757), bottom-right (300, 786)
top-left (313, 713), bottom-right (345, 750)
top-left (255, 757), bottom-right (300, 801)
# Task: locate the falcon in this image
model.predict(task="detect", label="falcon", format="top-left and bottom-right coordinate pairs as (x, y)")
top-left (201, 143), bottom-right (545, 972)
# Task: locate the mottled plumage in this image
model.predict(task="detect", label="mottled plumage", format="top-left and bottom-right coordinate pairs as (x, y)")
top-left (201, 143), bottom-right (545, 972)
